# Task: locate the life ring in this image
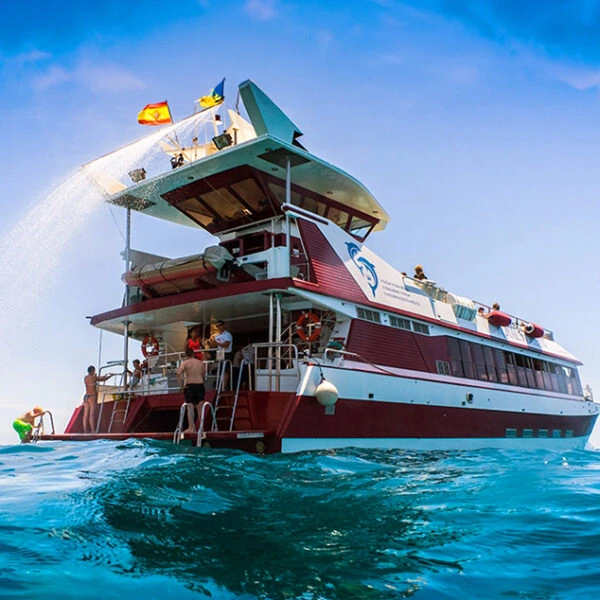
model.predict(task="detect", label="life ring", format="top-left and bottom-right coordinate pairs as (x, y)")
top-left (296, 312), bottom-right (321, 342)
top-left (141, 335), bottom-right (160, 357)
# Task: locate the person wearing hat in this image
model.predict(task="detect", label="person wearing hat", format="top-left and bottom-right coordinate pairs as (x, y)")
top-left (12, 406), bottom-right (45, 443)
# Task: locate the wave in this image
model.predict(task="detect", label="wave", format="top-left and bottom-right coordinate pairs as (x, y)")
top-left (1, 441), bottom-right (600, 599)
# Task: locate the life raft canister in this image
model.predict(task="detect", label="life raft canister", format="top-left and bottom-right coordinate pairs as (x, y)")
top-left (141, 335), bottom-right (160, 357)
top-left (523, 323), bottom-right (544, 338)
top-left (487, 310), bottom-right (512, 327)
top-left (296, 311), bottom-right (322, 342)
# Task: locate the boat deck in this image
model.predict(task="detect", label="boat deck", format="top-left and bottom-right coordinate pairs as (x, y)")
top-left (39, 429), bottom-right (280, 452)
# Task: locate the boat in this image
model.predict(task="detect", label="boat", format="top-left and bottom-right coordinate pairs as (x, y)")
top-left (41, 78), bottom-right (599, 452)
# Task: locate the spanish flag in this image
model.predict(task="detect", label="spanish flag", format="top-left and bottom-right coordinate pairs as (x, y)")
top-left (198, 78), bottom-right (225, 109)
top-left (137, 101), bottom-right (173, 126)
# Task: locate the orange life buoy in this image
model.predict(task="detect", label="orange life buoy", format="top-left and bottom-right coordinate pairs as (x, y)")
top-left (141, 335), bottom-right (160, 357)
top-left (296, 312), bottom-right (321, 342)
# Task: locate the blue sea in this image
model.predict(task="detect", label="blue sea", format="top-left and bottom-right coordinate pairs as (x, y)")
top-left (1, 441), bottom-right (600, 599)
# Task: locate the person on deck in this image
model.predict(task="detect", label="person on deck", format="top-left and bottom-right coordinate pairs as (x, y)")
top-left (83, 366), bottom-right (113, 434)
top-left (12, 406), bottom-right (44, 443)
top-left (185, 326), bottom-right (204, 360)
top-left (129, 359), bottom-right (143, 390)
top-left (413, 264), bottom-right (427, 280)
top-left (176, 347), bottom-right (206, 433)
top-left (205, 320), bottom-right (233, 389)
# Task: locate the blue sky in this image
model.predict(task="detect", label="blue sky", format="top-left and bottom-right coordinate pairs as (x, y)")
top-left (1, 0), bottom-right (599, 445)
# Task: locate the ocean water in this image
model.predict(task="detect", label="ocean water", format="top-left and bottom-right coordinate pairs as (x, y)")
top-left (1, 442), bottom-right (600, 600)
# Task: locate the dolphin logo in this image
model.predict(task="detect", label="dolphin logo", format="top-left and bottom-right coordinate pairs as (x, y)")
top-left (346, 242), bottom-right (378, 296)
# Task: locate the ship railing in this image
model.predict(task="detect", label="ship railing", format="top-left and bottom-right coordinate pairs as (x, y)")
top-left (253, 343), bottom-right (300, 392)
top-left (406, 274), bottom-right (556, 340)
top-left (31, 410), bottom-right (55, 443)
top-left (200, 347), bottom-right (233, 393)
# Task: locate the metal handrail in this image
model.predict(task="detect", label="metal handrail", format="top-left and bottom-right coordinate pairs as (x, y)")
top-left (173, 402), bottom-right (196, 444)
top-left (228, 359), bottom-right (251, 431)
top-left (31, 411), bottom-right (55, 443)
top-left (196, 401), bottom-right (217, 446)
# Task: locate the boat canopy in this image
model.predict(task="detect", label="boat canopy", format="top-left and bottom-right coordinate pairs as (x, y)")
top-left (82, 80), bottom-right (389, 239)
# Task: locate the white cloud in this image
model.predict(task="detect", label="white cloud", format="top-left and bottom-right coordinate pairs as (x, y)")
top-left (29, 61), bottom-right (145, 93)
top-left (75, 62), bottom-right (145, 93)
top-left (549, 63), bottom-right (600, 91)
top-left (245, 0), bottom-right (278, 21)
top-left (12, 50), bottom-right (53, 65)
top-left (31, 66), bottom-right (71, 91)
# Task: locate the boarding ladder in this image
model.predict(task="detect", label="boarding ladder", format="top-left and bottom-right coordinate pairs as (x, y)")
top-left (30, 411), bottom-right (55, 444)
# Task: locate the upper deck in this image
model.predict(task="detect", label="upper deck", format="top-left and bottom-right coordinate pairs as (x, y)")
top-left (85, 80), bottom-right (389, 242)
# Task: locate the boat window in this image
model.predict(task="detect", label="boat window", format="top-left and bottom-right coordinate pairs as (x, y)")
top-left (514, 353), bottom-right (532, 387)
top-left (356, 307), bottom-right (381, 323)
top-left (325, 206), bottom-right (350, 229)
top-left (389, 315), bottom-right (411, 331)
top-left (494, 348), bottom-right (509, 384)
top-left (176, 197), bottom-right (216, 227)
top-left (563, 366), bottom-right (583, 396)
top-left (413, 322), bottom-right (430, 335)
top-left (200, 188), bottom-right (248, 222)
top-left (436, 360), bottom-right (451, 376)
top-left (471, 344), bottom-right (487, 380)
top-left (349, 216), bottom-right (374, 240)
top-left (556, 365), bottom-right (568, 393)
top-left (299, 195), bottom-right (327, 217)
top-left (532, 358), bottom-right (545, 389)
top-left (447, 338), bottom-right (464, 377)
top-left (545, 362), bottom-right (560, 393)
top-left (231, 178), bottom-right (268, 213)
top-left (483, 346), bottom-right (498, 382)
top-left (267, 182), bottom-right (302, 207)
top-left (504, 351), bottom-right (518, 385)
top-left (459, 340), bottom-right (475, 379)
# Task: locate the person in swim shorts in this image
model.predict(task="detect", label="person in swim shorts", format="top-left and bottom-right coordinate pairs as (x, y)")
top-left (176, 347), bottom-right (206, 433)
top-left (83, 366), bottom-right (113, 434)
top-left (12, 406), bottom-right (44, 443)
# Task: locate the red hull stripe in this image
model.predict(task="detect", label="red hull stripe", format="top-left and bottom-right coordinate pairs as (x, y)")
top-left (281, 397), bottom-right (597, 439)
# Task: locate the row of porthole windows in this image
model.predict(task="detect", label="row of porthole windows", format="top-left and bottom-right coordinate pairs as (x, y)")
top-left (447, 337), bottom-right (583, 396)
top-left (505, 428), bottom-right (574, 438)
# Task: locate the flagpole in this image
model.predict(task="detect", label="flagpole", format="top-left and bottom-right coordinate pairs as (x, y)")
top-left (166, 102), bottom-right (181, 147)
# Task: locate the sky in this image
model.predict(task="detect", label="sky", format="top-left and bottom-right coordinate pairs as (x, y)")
top-left (1, 0), bottom-right (599, 446)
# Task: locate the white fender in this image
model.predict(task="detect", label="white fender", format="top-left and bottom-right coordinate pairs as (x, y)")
top-left (315, 379), bottom-right (339, 407)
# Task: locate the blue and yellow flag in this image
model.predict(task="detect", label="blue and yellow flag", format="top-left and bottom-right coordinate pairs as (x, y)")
top-left (198, 78), bottom-right (225, 109)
